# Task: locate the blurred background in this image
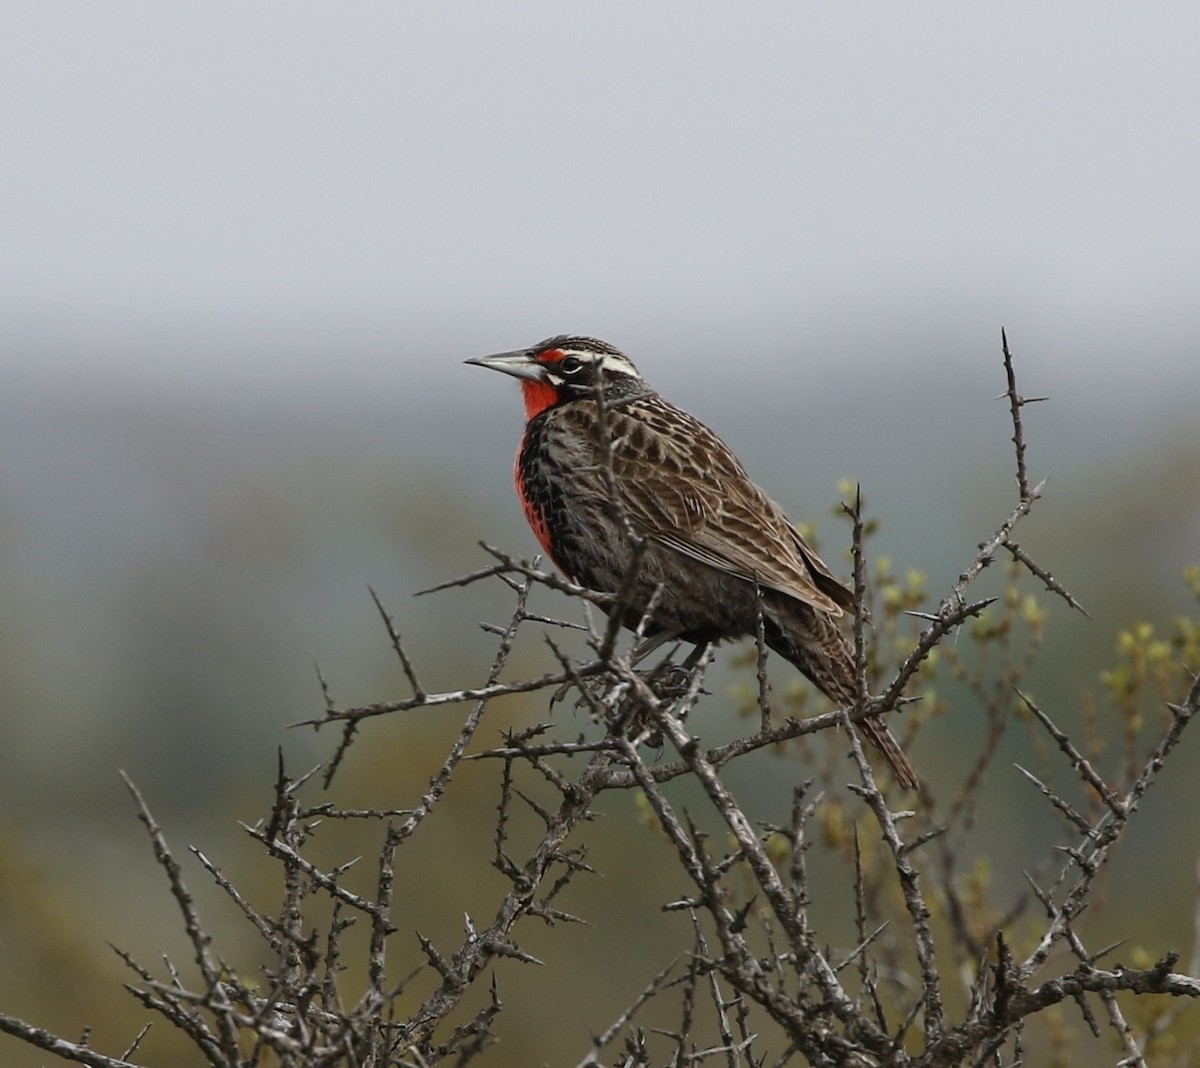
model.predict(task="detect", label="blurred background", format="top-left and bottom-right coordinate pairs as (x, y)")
top-left (2, 4), bottom-right (1199, 1064)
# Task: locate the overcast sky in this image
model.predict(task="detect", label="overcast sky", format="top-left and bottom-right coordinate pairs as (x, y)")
top-left (3, 3), bottom-right (1198, 404)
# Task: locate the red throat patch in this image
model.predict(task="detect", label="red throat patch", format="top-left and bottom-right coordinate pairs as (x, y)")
top-left (520, 378), bottom-right (560, 422)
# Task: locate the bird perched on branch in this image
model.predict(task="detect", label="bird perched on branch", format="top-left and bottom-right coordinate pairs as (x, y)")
top-left (466, 336), bottom-right (918, 789)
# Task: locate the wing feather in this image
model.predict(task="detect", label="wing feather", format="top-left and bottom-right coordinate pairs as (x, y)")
top-left (599, 399), bottom-right (851, 616)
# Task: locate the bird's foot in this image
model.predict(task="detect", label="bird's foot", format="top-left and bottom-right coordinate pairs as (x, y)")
top-left (549, 658), bottom-right (706, 747)
top-left (618, 662), bottom-right (694, 747)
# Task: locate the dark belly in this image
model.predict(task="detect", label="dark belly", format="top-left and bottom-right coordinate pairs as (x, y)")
top-left (566, 527), bottom-right (764, 644)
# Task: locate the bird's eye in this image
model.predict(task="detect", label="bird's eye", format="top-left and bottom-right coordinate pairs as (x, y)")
top-left (560, 356), bottom-right (584, 374)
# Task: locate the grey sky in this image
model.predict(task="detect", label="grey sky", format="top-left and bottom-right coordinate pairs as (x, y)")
top-left (3, 3), bottom-right (1198, 400)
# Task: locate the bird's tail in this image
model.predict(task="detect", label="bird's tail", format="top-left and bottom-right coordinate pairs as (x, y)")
top-left (763, 596), bottom-right (920, 790)
top-left (852, 714), bottom-right (920, 792)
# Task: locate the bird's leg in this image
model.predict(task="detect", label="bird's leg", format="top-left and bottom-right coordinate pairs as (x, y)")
top-left (592, 633), bottom-right (708, 745)
top-left (654, 642), bottom-right (711, 726)
top-left (630, 626), bottom-right (684, 665)
top-left (550, 627), bottom-right (684, 711)
top-left (552, 632), bottom-right (709, 738)
top-left (633, 640), bottom-right (711, 731)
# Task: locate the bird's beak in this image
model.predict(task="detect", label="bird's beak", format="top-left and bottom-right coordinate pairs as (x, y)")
top-left (464, 350), bottom-right (545, 382)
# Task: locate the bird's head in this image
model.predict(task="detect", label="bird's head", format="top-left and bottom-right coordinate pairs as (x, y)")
top-left (466, 336), bottom-right (644, 421)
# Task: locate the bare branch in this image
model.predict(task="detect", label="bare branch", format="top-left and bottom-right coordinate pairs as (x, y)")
top-left (369, 584), bottom-right (427, 700)
top-left (1002, 539), bottom-right (1090, 617)
top-left (1000, 327), bottom-right (1047, 502)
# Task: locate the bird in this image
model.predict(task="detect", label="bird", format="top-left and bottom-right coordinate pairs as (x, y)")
top-left (466, 336), bottom-right (919, 789)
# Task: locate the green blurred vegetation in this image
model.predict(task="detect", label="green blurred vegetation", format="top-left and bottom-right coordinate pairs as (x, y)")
top-left (1, 374), bottom-right (1198, 1065)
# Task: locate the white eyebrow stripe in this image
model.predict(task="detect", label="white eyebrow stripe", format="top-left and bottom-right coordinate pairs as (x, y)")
top-left (567, 351), bottom-right (642, 378)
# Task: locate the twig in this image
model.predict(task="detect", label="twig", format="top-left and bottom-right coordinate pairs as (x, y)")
top-left (573, 956), bottom-right (685, 1066)
top-left (1003, 540), bottom-right (1089, 617)
top-left (369, 585), bottom-right (427, 699)
top-left (1000, 327), bottom-right (1047, 502)
top-left (119, 771), bottom-right (240, 1063)
top-left (0, 1016), bottom-right (141, 1068)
